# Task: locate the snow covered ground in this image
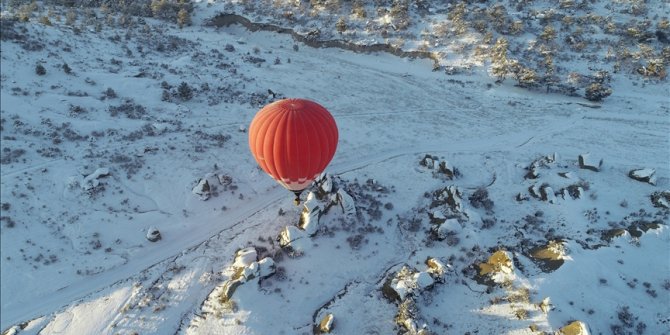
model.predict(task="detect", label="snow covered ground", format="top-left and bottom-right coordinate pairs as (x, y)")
top-left (1, 2), bottom-right (669, 335)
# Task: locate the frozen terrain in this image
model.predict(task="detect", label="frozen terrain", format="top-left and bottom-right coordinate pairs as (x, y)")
top-left (1, 1), bottom-right (669, 335)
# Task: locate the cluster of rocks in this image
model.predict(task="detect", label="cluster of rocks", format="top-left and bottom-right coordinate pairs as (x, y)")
top-left (382, 258), bottom-right (448, 335)
top-left (191, 172), bottom-right (236, 201)
top-left (419, 154), bottom-right (460, 180)
top-left (518, 154), bottom-right (596, 203)
top-left (67, 167), bottom-right (111, 197)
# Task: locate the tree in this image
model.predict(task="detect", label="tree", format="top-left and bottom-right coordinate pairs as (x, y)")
top-left (585, 83), bottom-right (612, 101)
top-left (336, 17), bottom-right (346, 34)
top-left (177, 8), bottom-right (190, 28)
top-left (491, 37), bottom-right (509, 81)
top-left (178, 82), bottom-right (193, 101)
top-left (35, 64), bottom-right (46, 76)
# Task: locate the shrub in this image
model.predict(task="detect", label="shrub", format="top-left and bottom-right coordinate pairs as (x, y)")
top-left (177, 82), bottom-right (193, 101)
top-left (585, 83), bottom-right (612, 101)
top-left (35, 64), bottom-right (46, 76)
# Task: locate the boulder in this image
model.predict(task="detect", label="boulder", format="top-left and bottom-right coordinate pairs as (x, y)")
top-left (578, 153), bottom-right (602, 172)
top-left (319, 173), bottom-right (333, 194)
top-left (146, 226), bottom-right (161, 242)
top-left (559, 321), bottom-right (590, 335)
top-left (651, 191), bottom-right (670, 209)
top-left (628, 168), bottom-right (656, 185)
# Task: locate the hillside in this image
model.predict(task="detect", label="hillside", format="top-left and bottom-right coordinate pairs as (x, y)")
top-left (1, 1), bottom-right (668, 334)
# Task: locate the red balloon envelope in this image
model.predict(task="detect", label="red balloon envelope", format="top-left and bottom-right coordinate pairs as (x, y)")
top-left (249, 98), bottom-right (338, 193)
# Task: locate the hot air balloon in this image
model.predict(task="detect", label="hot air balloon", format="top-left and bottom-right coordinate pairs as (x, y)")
top-left (249, 98), bottom-right (338, 204)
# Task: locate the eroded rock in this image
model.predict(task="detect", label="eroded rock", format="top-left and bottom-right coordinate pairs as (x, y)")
top-left (233, 247), bottom-right (258, 268)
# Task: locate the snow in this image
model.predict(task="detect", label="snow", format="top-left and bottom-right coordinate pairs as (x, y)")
top-left (1, 2), bottom-right (669, 335)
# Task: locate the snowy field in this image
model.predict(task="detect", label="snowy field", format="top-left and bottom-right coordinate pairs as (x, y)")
top-left (1, 1), bottom-right (669, 334)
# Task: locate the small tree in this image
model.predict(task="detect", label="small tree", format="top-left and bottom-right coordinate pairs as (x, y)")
top-left (336, 17), bottom-right (346, 34)
top-left (35, 64), bottom-right (46, 76)
top-left (491, 37), bottom-right (509, 81)
top-left (177, 82), bottom-right (193, 101)
top-left (177, 8), bottom-right (190, 28)
top-left (585, 83), bottom-right (612, 102)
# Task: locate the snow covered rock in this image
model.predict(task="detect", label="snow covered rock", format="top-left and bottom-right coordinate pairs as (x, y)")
top-left (538, 297), bottom-right (552, 314)
top-left (419, 154), bottom-right (436, 169)
top-left (650, 191), bottom-right (670, 209)
top-left (413, 272), bottom-right (434, 290)
top-left (524, 166), bottom-right (539, 179)
top-left (528, 184), bottom-right (541, 199)
top-left (433, 186), bottom-right (462, 212)
top-left (436, 160), bottom-right (457, 179)
top-left (278, 225), bottom-right (308, 255)
top-left (317, 313), bottom-right (334, 334)
top-left (337, 189), bottom-right (356, 218)
top-left (428, 209), bottom-right (447, 224)
top-left (192, 178), bottom-right (211, 200)
top-left (146, 226), bottom-right (161, 242)
top-left (258, 257), bottom-right (276, 279)
top-left (433, 218), bottom-right (460, 241)
top-left (578, 153), bottom-right (602, 172)
top-left (559, 321), bottom-right (590, 335)
top-left (81, 168), bottom-right (110, 190)
top-left (628, 168), bottom-right (656, 185)
top-left (233, 247), bottom-right (258, 268)
top-left (382, 266), bottom-right (417, 302)
top-left (540, 185), bottom-right (557, 203)
top-left (219, 279), bottom-right (243, 302)
top-left (298, 192), bottom-right (321, 236)
top-left (318, 173), bottom-right (333, 194)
